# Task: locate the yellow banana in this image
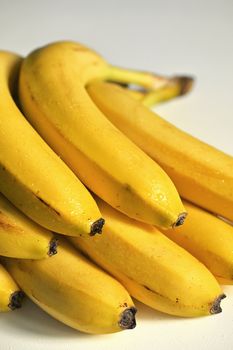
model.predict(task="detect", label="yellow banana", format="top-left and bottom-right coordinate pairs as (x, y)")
top-left (125, 76), bottom-right (194, 107)
top-left (2, 238), bottom-right (136, 334)
top-left (163, 200), bottom-right (233, 280)
top-left (88, 81), bottom-right (233, 222)
top-left (108, 65), bottom-right (173, 89)
top-left (18, 41), bottom-right (186, 229)
top-left (69, 198), bottom-right (225, 317)
top-left (0, 50), bottom-right (103, 237)
top-left (0, 192), bottom-right (57, 259)
top-left (0, 263), bottom-right (24, 312)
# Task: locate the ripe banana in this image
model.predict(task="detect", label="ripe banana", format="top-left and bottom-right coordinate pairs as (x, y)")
top-left (18, 41), bottom-right (186, 229)
top-left (124, 76), bottom-right (194, 107)
top-left (0, 263), bottom-right (24, 312)
top-left (88, 81), bottom-right (233, 222)
top-left (0, 192), bottom-right (58, 259)
top-left (163, 200), bottom-right (233, 280)
top-left (0, 50), bottom-right (103, 237)
top-left (69, 198), bottom-right (225, 317)
top-left (2, 238), bottom-right (136, 334)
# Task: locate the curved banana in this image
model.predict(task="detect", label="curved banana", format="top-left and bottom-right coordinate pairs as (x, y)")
top-left (0, 50), bottom-right (103, 237)
top-left (163, 200), bottom-right (233, 280)
top-left (124, 76), bottom-right (194, 107)
top-left (0, 264), bottom-right (24, 312)
top-left (69, 198), bottom-right (225, 317)
top-left (18, 41), bottom-right (186, 229)
top-left (88, 81), bottom-right (233, 222)
top-left (0, 192), bottom-right (57, 259)
top-left (3, 238), bottom-right (136, 334)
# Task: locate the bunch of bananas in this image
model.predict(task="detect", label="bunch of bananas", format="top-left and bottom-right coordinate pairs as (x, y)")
top-left (0, 41), bottom-right (232, 334)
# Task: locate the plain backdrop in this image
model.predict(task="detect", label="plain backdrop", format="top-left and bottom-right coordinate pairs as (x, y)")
top-left (1, 0), bottom-right (233, 152)
top-left (0, 1), bottom-right (233, 349)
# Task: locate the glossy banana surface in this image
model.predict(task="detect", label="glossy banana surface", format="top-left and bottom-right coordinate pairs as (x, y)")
top-left (0, 192), bottom-right (57, 259)
top-left (88, 81), bottom-right (233, 221)
top-left (19, 41), bottom-right (186, 229)
top-left (3, 239), bottom-right (136, 334)
top-left (164, 200), bottom-right (233, 280)
top-left (70, 198), bottom-right (225, 317)
top-left (0, 51), bottom-right (103, 237)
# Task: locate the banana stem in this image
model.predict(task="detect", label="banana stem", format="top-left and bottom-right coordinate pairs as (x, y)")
top-left (108, 65), bottom-right (170, 89)
top-left (124, 76), bottom-right (194, 107)
top-left (143, 76), bottom-right (194, 107)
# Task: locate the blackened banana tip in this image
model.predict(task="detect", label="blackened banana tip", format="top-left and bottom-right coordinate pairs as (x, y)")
top-left (210, 294), bottom-right (226, 314)
top-left (48, 238), bottom-right (58, 256)
top-left (8, 291), bottom-right (24, 310)
top-left (119, 307), bottom-right (137, 330)
top-left (172, 75), bottom-right (195, 96)
top-left (173, 212), bottom-right (187, 228)
top-left (90, 218), bottom-right (105, 236)
top-left (179, 76), bottom-right (195, 95)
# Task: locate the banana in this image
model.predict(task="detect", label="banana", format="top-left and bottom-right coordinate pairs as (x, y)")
top-left (2, 238), bottom-right (136, 334)
top-left (124, 76), bottom-right (194, 106)
top-left (69, 198), bottom-right (225, 317)
top-left (18, 41), bottom-right (186, 229)
top-left (0, 192), bottom-right (58, 259)
top-left (0, 263), bottom-right (24, 312)
top-left (162, 200), bottom-right (233, 280)
top-left (216, 277), bottom-right (233, 285)
top-left (108, 65), bottom-right (172, 89)
top-left (0, 50), bottom-right (103, 237)
top-left (88, 81), bottom-right (233, 222)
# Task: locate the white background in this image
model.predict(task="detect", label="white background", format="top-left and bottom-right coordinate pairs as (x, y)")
top-left (0, 0), bottom-right (233, 349)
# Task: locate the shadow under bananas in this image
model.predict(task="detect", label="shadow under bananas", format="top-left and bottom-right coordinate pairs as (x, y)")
top-left (1, 297), bottom-right (210, 337)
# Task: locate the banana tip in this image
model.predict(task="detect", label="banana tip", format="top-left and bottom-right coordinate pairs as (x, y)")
top-left (173, 212), bottom-right (187, 228)
top-left (210, 294), bottom-right (226, 315)
top-left (8, 291), bottom-right (24, 310)
top-left (119, 307), bottom-right (137, 330)
top-left (90, 218), bottom-right (105, 236)
top-left (172, 75), bottom-right (195, 96)
top-left (48, 238), bottom-right (58, 256)
top-left (179, 76), bottom-right (195, 95)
